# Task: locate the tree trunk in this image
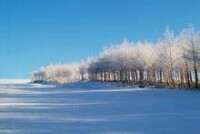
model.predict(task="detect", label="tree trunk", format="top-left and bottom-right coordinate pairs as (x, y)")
top-left (104, 72), bottom-right (107, 82)
top-left (189, 71), bottom-right (193, 86)
top-left (139, 69), bottom-right (144, 83)
top-left (160, 68), bottom-right (163, 83)
top-left (194, 65), bottom-right (199, 88)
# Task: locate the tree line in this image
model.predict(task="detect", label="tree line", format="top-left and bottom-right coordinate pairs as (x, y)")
top-left (32, 25), bottom-right (200, 88)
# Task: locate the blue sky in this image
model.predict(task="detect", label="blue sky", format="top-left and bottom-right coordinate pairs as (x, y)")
top-left (0, 0), bottom-right (199, 79)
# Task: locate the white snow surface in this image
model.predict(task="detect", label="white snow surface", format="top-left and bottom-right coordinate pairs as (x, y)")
top-left (0, 79), bottom-right (30, 84)
top-left (0, 80), bottom-right (200, 134)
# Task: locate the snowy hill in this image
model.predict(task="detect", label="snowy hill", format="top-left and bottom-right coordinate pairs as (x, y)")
top-left (1, 80), bottom-right (200, 133)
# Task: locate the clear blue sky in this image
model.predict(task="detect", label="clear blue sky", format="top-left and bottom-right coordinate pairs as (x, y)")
top-left (0, 0), bottom-right (199, 79)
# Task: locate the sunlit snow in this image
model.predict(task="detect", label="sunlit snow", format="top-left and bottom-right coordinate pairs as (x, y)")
top-left (0, 80), bottom-right (200, 134)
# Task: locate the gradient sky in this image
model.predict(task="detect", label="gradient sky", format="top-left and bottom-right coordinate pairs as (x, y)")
top-left (0, 0), bottom-right (200, 79)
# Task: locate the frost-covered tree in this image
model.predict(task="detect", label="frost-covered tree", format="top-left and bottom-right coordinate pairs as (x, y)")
top-left (32, 63), bottom-right (80, 83)
top-left (180, 25), bottom-right (200, 88)
top-left (164, 27), bottom-right (175, 84)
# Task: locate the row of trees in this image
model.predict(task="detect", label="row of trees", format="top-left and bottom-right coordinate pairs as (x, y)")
top-left (87, 25), bottom-right (200, 88)
top-left (32, 25), bottom-right (200, 88)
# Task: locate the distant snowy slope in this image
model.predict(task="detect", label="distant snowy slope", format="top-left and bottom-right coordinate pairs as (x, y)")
top-left (0, 79), bottom-right (30, 84)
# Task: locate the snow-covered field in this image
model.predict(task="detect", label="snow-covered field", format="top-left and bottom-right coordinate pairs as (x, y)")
top-left (1, 80), bottom-right (200, 134)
